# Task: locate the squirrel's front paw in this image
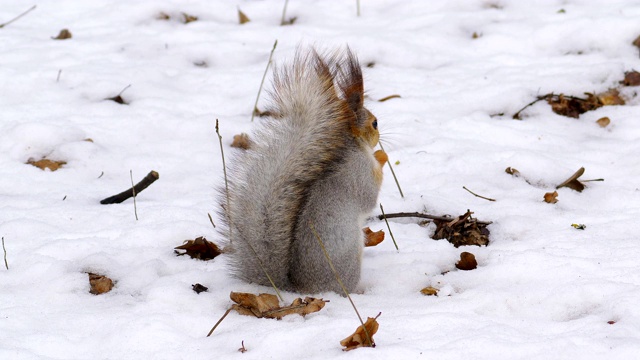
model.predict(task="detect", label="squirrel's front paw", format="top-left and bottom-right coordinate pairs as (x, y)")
top-left (373, 150), bottom-right (388, 166)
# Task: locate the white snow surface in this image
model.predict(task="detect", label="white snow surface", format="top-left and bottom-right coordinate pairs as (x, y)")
top-left (2, 0), bottom-right (640, 359)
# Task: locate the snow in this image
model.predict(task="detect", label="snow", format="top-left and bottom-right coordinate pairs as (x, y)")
top-left (1, 0), bottom-right (640, 359)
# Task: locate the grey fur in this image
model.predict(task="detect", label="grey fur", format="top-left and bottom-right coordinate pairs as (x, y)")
top-left (219, 48), bottom-right (381, 293)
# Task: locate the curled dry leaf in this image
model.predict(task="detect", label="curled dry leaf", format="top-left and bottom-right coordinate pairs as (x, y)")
top-left (340, 313), bottom-right (380, 351)
top-left (230, 292), bottom-right (327, 320)
top-left (544, 191), bottom-right (559, 204)
top-left (596, 117), bottom-right (611, 127)
top-left (432, 210), bottom-right (490, 247)
top-left (505, 167), bottom-right (520, 177)
top-left (556, 167), bottom-right (586, 192)
top-left (363, 227), bottom-right (385, 247)
top-left (27, 158), bottom-right (66, 171)
top-left (231, 133), bottom-right (251, 150)
top-left (547, 93), bottom-right (601, 119)
top-left (571, 223), bottom-right (586, 230)
top-left (174, 236), bottom-right (222, 260)
top-left (622, 71), bottom-right (640, 86)
top-left (455, 252), bottom-right (478, 270)
top-left (88, 273), bottom-right (114, 295)
top-left (420, 286), bottom-right (439, 296)
top-left (52, 29), bottom-right (72, 40)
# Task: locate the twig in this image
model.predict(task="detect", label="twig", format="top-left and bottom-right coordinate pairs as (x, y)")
top-left (2, 237), bottom-right (8, 270)
top-left (100, 170), bottom-right (159, 204)
top-left (207, 213), bottom-right (216, 228)
top-left (512, 94), bottom-right (551, 119)
top-left (207, 308), bottom-right (232, 337)
top-left (379, 204), bottom-right (398, 250)
top-left (130, 170), bottom-right (138, 220)
top-left (462, 186), bottom-right (496, 202)
top-left (379, 142), bottom-right (403, 198)
top-left (56, 69), bottom-right (62, 83)
top-left (309, 222), bottom-right (373, 347)
top-left (376, 211), bottom-right (492, 225)
top-left (280, 0), bottom-right (290, 25)
top-left (0, 5), bottom-right (36, 29)
top-left (251, 40), bottom-right (278, 122)
top-left (582, 178), bottom-right (604, 182)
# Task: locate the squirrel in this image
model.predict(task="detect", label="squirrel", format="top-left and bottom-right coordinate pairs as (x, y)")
top-left (219, 47), bottom-right (387, 294)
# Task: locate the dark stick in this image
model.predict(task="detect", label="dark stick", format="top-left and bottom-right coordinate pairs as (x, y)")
top-left (2, 237), bottom-right (8, 270)
top-left (376, 212), bottom-right (492, 225)
top-left (0, 5), bottom-right (36, 29)
top-left (512, 94), bottom-right (551, 119)
top-left (462, 186), bottom-right (496, 202)
top-left (100, 171), bottom-right (159, 204)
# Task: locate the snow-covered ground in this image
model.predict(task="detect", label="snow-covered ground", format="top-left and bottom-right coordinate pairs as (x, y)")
top-left (2, 0), bottom-right (640, 359)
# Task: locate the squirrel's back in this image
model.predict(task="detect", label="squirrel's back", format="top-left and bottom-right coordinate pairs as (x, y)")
top-left (220, 48), bottom-right (384, 293)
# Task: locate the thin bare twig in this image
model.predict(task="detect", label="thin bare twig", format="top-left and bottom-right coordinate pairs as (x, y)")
top-left (376, 211), bottom-right (492, 226)
top-left (100, 171), bottom-right (159, 204)
top-left (251, 40), bottom-right (278, 122)
top-left (207, 308), bottom-right (232, 337)
top-left (2, 237), bottom-right (8, 270)
top-left (280, 0), bottom-right (290, 25)
top-left (462, 186), bottom-right (496, 202)
top-left (379, 143), bottom-right (403, 198)
top-left (379, 204), bottom-right (398, 250)
top-left (0, 5), bottom-right (36, 29)
top-left (207, 213), bottom-right (216, 228)
top-left (309, 222), bottom-right (373, 347)
top-left (130, 170), bottom-right (138, 220)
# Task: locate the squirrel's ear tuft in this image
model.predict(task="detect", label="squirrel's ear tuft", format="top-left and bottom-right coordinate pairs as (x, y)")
top-left (337, 48), bottom-right (364, 114)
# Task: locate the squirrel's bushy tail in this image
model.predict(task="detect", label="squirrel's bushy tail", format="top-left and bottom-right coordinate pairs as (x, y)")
top-left (220, 48), bottom-right (364, 290)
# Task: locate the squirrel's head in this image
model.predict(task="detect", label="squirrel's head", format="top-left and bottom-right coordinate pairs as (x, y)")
top-left (351, 108), bottom-right (380, 148)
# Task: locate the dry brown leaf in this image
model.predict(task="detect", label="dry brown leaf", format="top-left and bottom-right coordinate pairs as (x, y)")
top-left (231, 133), bottom-right (252, 150)
top-left (27, 158), bottom-right (66, 171)
top-left (622, 71), bottom-right (640, 86)
top-left (157, 12), bottom-right (170, 20)
top-left (106, 94), bottom-right (127, 105)
top-left (88, 273), bottom-right (114, 295)
top-left (547, 93), bottom-right (601, 118)
top-left (363, 227), bottom-right (385, 247)
top-left (633, 35), bottom-right (640, 49)
top-left (432, 210), bottom-right (490, 247)
top-left (182, 12), bottom-right (198, 24)
top-left (238, 8), bottom-right (250, 24)
top-left (544, 191), bottom-right (559, 204)
top-left (597, 89), bottom-right (625, 106)
top-left (505, 167), bottom-right (520, 177)
top-left (340, 314), bottom-right (380, 351)
top-left (230, 292), bottom-right (327, 320)
top-left (556, 167), bottom-right (586, 192)
top-left (192, 283), bottom-right (208, 294)
top-left (596, 117), bottom-right (611, 127)
top-left (455, 252), bottom-right (478, 270)
top-left (52, 29), bottom-right (72, 40)
top-left (174, 236), bottom-right (222, 260)
top-left (420, 286), bottom-right (438, 296)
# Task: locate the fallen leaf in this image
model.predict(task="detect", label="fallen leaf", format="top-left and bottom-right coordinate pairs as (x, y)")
top-left (340, 313), bottom-right (380, 351)
top-left (182, 12), bottom-right (198, 24)
top-left (27, 158), bottom-right (66, 171)
top-left (544, 191), bottom-right (559, 204)
top-left (455, 252), bottom-right (477, 270)
top-left (157, 12), bottom-right (170, 20)
top-left (622, 71), bottom-right (640, 86)
top-left (633, 35), bottom-right (640, 50)
top-left (432, 210), bottom-right (490, 247)
top-left (597, 89), bottom-right (625, 106)
top-left (229, 292), bottom-right (327, 320)
top-left (238, 8), bottom-right (250, 24)
top-left (607, 320), bottom-right (616, 325)
top-left (596, 117), bottom-right (611, 127)
top-left (571, 223), bottom-right (586, 230)
top-left (192, 283), bottom-right (208, 294)
top-left (556, 167), bottom-right (586, 192)
top-left (106, 94), bottom-right (127, 104)
top-left (52, 29), bottom-right (72, 40)
top-left (363, 227), bottom-right (385, 247)
top-left (505, 167), bottom-right (520, 177)
top-left (231, 133), bottom-right (251, 150)
top-left (420, 286), bottom-right (438, 296)
top-left (88, 273), bottom-right (114, 295)
top-left (175, 236), bottom-right (222, 260)
top-left (547, 93), bottom-right (601, 118)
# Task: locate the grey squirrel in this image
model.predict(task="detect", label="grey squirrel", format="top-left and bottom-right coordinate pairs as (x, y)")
top-left (220, 47), bottom-right (387, 293)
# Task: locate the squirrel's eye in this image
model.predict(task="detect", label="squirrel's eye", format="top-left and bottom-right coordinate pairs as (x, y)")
top-left (372, 119), bottom-right (378, 130)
